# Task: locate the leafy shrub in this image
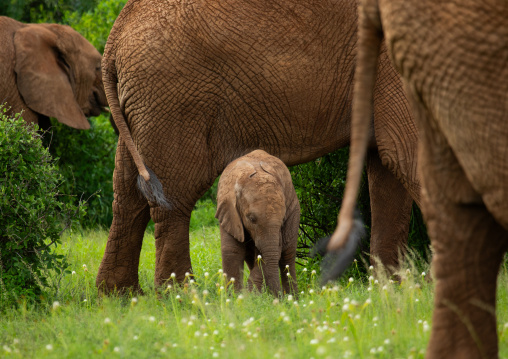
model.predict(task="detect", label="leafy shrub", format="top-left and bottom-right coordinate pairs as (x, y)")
top-left (44, 114), bottom-right (117, 228)
top-left (289, 149), bottom-right (371, 262)
top-left (0, 108), bottom-right (84, 307)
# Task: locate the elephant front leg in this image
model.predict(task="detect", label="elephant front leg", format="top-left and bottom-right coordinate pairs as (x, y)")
top-left (96, 141), bottom-right (151, 294)
top-left (220, 227), bottom-right (246, 292)
top-left (367, 151), bottom-right (413, 274)
top-left (279, 208), bottom-right (299, 295)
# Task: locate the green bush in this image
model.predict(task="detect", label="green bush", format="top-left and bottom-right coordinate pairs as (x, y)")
top-left (0, 108), bottom-right (84, 307)
top-left (44, 114), bottom-right (117, 228)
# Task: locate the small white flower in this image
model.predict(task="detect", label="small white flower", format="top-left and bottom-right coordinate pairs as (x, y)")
top-left (229, 323), bottom-right (235, 328)
top-left (167, 284), bottom-right (172, 289)
top-left (415, 298), bottom-right (420, 302)
top-left (83, 299), bottom-right (87, 302)
top-left (365, 298), bottom-right (372, 305)
top-left (287, 295), bottom-right (293, 301)
top-left (237, 295), bottom-right (244, 300)
top-left (373, 317), bottom-right (378, 322)
top-left (133, 335), bottom-right (139, 340)
top-left (293, 301), bottom-right (299, 307)
top-left (327, 338), bottom-right (336, 343)
top-left (367, 286), bottom-right (372, 292)
top-left (171, 272), bottom-right (176, 278)
top-left (220, 286), bottom-right (224, 290)
top-left (104, 317), bottom-right (111, 324)
top-left (203, 290), bottom-right (209, 296)
top-left (422, 272), bottom-right (426, 276)
top-left (310, 339), bottom-right (319, 345)
top-left (204, 272), bottom-right (209, 277)
top-left (257, 255), bottom-right (262, 260)
top-left (46, 344), bottom-right (53, 350)
top-left (185, 272), bottom-right (190, 277)
top-left (12, 339), bottom-right (19, 345)
top-left (82, 264), bottom-right (87, 268)
top-left (160, 347), bottom-right (167, 353)
top-left (370, 348), bottom-right (377, 354)
top-left (382, 285), bottom-right (388, 291)
top-left (342, 304), bottom-right (349, 312)
top-left (3, 345), bottom-right (11, 353)
top-left (131, 297), bottom-right (138, 303)
top-left (344, 298), bottom-right (350, 303)
top-left (195, 331), bottom-right (201, 337)
top-left (297, 328), bottom-right (304, 334)
top-left (52, 301), bottom-right (60, 309)
top-left (114, 347), bottom-right (120, 352)
top-left (309, 300), bottom-right (314, 305)
top-left (286, 272), bottom-right (291, 277)
top-left (230, 277), bottom-right (235, 283)
top-left (354, 314), bottom-right (360, 320)
top-left (176, 295), bottom-right (181, 299)
top-left (303, 268), bottom-right (308, 272)
top-left (343, 336), bottom-right (349, 342)
top-left (384, 339), bottom-right (390, 345)
top-left (374, 279), bottom-right (379, 284)
top-left (369, 265), bottom-right (374, 271)
top-left (283, 316), bottom-right (290, 322)
top-left (213, 330), bottom-right (219, 335)
top-left (348, 277), bottom-right (354, 283)
top-left (213, 353), bottom-right (219, 358)
top-left (423, 323), bottom-right (430, 332)
top-left (172, 343), bottom-right (178, 347)
top-left (377, 346), bottom-right (384, 352)
top-left (149, 316), bottom-right (155, 322)
top-left (190, 279), bottom-right (195, 284)
top-left (311, 270), bottom-right (316, 275)
top-left (226, 299), bottom-right (230, 303)
top-left (368, 276), bottom-right (374, 281)
top-left (309, 289), bottom-right (314, 294)
top-left (71, 271), bottom-right (76, 275)
top-left (406, 269), bottom-right (411, 274)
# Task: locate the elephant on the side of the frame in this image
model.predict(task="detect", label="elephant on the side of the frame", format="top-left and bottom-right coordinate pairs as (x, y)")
top-left (330, 0), bottom-right (508, 358)
top-left (96, 0), bottom-right (422, 293)
top-left (216, 150), bottom-right (299, 296)
top-left (0, 16), bottom-right (108, 131)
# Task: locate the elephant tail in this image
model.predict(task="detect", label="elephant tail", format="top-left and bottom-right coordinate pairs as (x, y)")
top-left (327, 2), bottom-right (383, 254)
top-left (102, 57), bottom-right (171, 209)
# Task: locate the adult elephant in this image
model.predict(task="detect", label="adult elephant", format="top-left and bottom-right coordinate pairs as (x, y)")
top-left (97, 0), bottom-right (421, 292)
top-left (0, 16), bottom-right (108, 131)
top-left (331, 0), bottom-right (508, 357)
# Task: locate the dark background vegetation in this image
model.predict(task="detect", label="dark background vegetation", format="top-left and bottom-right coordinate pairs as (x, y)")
top-left (1, 0), bottom-right (429, 268)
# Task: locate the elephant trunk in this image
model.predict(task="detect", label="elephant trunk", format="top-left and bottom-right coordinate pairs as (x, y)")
top-left (258, 232), bottom-right (283, 296)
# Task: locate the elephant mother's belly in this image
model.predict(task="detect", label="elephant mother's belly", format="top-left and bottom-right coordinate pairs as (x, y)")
top-left (116, 0), bottom-right (359, 167)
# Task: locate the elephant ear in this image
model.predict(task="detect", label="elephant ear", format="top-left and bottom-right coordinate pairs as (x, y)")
top-left (14, 24), bottom-right (90, 129)
top-left (216, 180), bottom-right (245, 243)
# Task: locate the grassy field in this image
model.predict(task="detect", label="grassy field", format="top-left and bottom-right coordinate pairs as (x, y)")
top-left (1, 213), bottom-right (508, 358)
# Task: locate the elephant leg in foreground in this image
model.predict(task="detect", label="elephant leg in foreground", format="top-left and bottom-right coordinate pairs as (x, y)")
top-left (96, 140), bottom-right (151, 293)
top-left (220, 227), bottom-right (246, 291)
top-left (367, 151), bottom-right (413, 272)
top-left (418, 123), bottom-right (508, 358)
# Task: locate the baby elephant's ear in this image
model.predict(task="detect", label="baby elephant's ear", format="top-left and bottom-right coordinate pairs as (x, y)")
top-left (216, 185), bottom-right (245, 243)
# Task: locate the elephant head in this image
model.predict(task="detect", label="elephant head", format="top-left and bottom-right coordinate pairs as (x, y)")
top-left (216, 159), bottom-right (288, 296)
top-left (13, 21), bottom-right (108, 129)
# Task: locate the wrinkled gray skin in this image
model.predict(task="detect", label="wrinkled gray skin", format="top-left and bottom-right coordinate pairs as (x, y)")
top-left (0, 16), bottom-right (108, 131)
top-left (97, 0), bottom-right (421, 293)
top-left (216, 150), bottom-right (299, 296)
top-left (332, 0), bottom-right (508, 358)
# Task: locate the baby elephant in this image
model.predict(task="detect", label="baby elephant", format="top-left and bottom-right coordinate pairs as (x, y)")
top-left (215, 150), bottom-right (300, 296)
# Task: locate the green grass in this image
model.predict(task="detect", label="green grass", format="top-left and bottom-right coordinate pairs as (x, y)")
top-left (1, 219), bottom-right (508, 358)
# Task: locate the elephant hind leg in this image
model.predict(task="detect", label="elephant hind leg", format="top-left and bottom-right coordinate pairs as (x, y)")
top-left (96, 140), bottom-right (151, 294)
top-left (417, 110), bottom-right (508, 358)
top-left (367, 150), bottom-right (414, 274)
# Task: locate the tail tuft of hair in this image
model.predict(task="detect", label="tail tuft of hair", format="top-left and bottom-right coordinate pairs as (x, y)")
top-left (137, 167), bottom-right (171, 209)
top-left (311, 210), bottom-right (365, 285)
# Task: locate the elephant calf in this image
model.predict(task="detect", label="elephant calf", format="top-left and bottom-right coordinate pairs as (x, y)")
top-left (215, 150), bottom-right (300, 296)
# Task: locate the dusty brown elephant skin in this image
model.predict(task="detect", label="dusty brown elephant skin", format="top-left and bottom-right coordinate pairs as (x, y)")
top-left (216, 150), bottom-right (299, 296)
top-left (97, 0), bottom-right (421, 292)
top-left (0, 16), bottom-right (108, 131)
top-left (331, 0), bottom-right (508, 358)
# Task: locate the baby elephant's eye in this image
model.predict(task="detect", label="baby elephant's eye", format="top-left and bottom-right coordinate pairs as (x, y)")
top-left (247, 214), bottom-right (257, 223)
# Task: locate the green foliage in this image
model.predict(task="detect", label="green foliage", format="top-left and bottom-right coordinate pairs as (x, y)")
top-left (44, 114), bottom-right (117, 228)
top-left (0, 108), bottom-right (84, 307)
top-left (0, 0), bottom-right (99, 23)
top-left (289, 149), bottom-right (371, 261)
